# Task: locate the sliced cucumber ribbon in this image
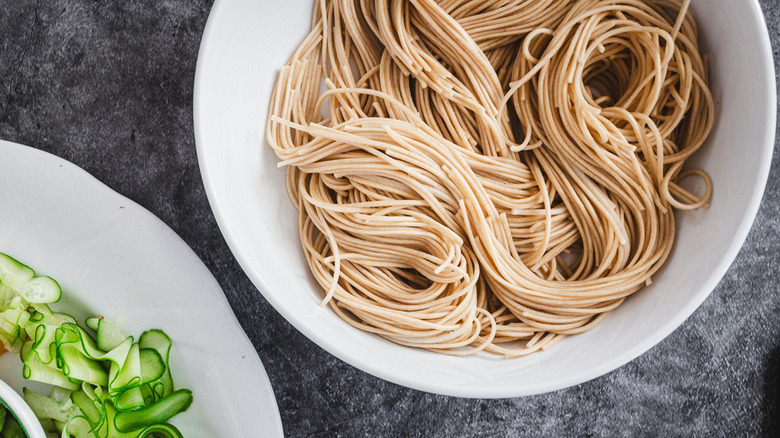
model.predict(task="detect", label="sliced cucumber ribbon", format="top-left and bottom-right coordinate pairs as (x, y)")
top-left (0, 252), bottom-right (192, 437)
top-left (114, 389), bottom-right (192, 433)
top-left (0, 253), bottom-right (62, 304)
top-left (22, 317), bottom-right (190, 437)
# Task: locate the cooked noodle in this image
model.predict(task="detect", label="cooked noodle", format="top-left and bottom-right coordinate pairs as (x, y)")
top-left (266, 0), bottom-right (714, 357)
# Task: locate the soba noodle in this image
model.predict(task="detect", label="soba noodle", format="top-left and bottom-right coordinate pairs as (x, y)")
top-left (266, 0), bottom-right (713, 357)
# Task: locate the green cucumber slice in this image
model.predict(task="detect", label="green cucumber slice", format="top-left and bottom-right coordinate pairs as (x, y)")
top-left (138, 329), bottom-right (173, 400)
top-left (0, 301), bottom-right (30, 354)
top-left (0, 253), bottom-right (34, 284)
top-left (22, 388), bottom-right (80, 423)
top-left (22, 349), bottom-right (80, 390)
top-left (54, 323), bottom-right (109, 387)
top-left (138, 423), bottom-right (184, 438)
top-left (114, 389), bottom-right (192, 433)
top-left (91, 317), bottom-right (128, 352)
top-left (29, 309), bottom-right (75, 328)
top-left (138, 348), bottom-right (165, 385)
top-left (49, 386), bottom-right (72, 405)
top-left (69, 388), bottom-right (101, 426)
top-left (115, 386), bottom-right (145, 412)
top-left (0, 253), bottom-right (61, 304)
top-left (60, 415), bottom-right (94, 438)
top-left (27, 323), bottom-right (58, 364)
top-left (0, 284), bottom-right (17, 311)
top-left (20, 277), bottom-right (61, 305)
top-left (109, 343), bottom-right (142, 395)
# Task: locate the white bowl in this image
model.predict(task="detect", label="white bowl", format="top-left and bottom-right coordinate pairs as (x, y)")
top-left (0, 379), bottom-right (46, 438)
top-left (194, 0), bottom-right (776, 397)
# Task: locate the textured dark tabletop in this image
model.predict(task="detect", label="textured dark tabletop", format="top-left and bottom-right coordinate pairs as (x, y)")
top-left (1, 1), bottom-right (778, 437)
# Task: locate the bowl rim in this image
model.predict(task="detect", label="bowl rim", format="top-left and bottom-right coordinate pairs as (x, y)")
top-left (0, 379), bottom-right (46, 438)
top-left (193, 0), bottom-right (777, 398)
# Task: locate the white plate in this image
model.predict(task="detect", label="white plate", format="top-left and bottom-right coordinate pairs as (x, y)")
top-left (194, 0), bottom-right (776, 397)
top-left (0, 140), bottom-right (284, 437)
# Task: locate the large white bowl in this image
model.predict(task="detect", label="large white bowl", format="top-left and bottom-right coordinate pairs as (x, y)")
top-left (194, 0), bottom-right (776, 397)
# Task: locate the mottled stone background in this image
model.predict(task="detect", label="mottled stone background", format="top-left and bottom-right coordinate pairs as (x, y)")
top-left (0, 1), bottom-right (777, 436)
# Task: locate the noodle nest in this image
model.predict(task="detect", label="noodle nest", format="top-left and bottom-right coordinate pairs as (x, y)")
top-left (266, 0), bottom-right (714, 357)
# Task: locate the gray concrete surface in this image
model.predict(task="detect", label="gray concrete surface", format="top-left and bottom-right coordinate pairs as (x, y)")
top-left (0, 1), bottom-right (777, 436)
